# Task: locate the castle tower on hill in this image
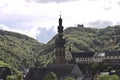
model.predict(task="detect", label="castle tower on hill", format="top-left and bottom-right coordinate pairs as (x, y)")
top-left (54, 15), bottom-right (67, 64)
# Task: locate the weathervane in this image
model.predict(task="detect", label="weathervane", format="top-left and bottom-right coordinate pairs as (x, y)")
top-left (60, 11), bottom-right (62, 17)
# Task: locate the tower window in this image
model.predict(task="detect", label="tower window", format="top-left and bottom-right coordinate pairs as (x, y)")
top-left (56, 50), bottom-right (59, 56)
top-left (59, 50), bottom-right (62, 56)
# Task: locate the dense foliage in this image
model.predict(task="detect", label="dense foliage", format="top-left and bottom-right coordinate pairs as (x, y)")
top-left (0, 25), bottom-right (120, 70)
top-left (0, 30), bottom-right (44, 70)
top-left (96, 75), bottom-right (119, 80)
top-left (65, 25), bottom-right (120, 52)
top-left (39, 25), bottom-right (120, 65)
top-left (0, 61), bottom-right (19, 74)
top-left (41, 25), bottom-right (120, 54)
top-left (44, 72), bottom-right (57, 80)
top-left (6, 74), bottom-right (23, 80)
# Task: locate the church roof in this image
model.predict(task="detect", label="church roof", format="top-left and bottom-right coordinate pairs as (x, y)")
top-left (72, 52), bottom-right (95, 58)
top-left (25, 64), bottom-right (82, 80)
top-left (46, 64), bottom-right (75, 77)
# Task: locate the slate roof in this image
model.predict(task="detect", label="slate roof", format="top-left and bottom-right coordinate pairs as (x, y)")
top-left (25, 64), bottom-right (82, 80)
top-left (72, 52), bottom-right (95, 58)
top-left (46, 64), bottom-right (74, 77)
top-left (105, 51), bottom-right (120, 56)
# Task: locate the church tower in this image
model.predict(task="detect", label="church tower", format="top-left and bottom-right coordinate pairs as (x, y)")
top-left (54, 15), bottom-right (67, 64)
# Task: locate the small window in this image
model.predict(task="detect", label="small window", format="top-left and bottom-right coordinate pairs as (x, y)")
top-left (59, 50), bottom-right (62, 56)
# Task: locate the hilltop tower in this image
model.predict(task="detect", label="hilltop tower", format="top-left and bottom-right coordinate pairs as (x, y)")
top-left (54, 15), bottom-right (66, 64)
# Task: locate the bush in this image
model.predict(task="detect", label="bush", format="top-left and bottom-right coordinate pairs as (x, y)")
top-left (44, 72), bottom-right (57, 80)
top-left (97, 75), bottom-right (119, 80)
top-left (6, 74), bottom-right (23, 80)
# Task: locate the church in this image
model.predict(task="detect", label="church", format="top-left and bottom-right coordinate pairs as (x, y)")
top-left (24, 15), bottom-right (120, 80)
top-left (24, 16), bottom-right (83, 80)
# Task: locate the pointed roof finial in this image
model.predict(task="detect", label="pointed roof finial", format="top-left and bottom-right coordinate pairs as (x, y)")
top-left (59, 11), bottom-right (62, 19)
top-left (59, 11), bottom-right (62, 26)
top-left (60, 14), bottom-right (61, 18)
top-left (60, 11), bottom-right (61, 16)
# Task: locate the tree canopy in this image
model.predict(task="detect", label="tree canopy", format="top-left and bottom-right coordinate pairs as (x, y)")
top-left (44, 72), bottom-right (57, 80)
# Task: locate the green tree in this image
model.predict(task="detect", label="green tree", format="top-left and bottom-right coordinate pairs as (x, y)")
top-left (97, 75), bottom-right (119, 80)
top-left (16, 74), bottom-right (23, 80)
top-left (44, 72), bottom-right (57, 80)
top-left (6, 74), bottom-right (23, 80)
top-left (97, 75), bottom-right (110, 80)
top-left (6, 75), bottom-right (15, 80)
top-left (110, 75), bottom-right (119, 80)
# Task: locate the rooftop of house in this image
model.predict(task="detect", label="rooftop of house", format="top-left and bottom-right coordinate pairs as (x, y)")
top-left (70, 51), bottom-right (120, 58)
top-left (105, 51), bottom-right (120, 56)
top-left (46, 64), bottom-right (76, 77)
top-left (71, 52), bottom-right (95, 58)
top-left (25, 64), bottom-right (83, 80)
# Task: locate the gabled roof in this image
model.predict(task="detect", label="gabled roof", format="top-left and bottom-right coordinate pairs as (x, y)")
top-left (105, 51), bottom-right (120, 56)
top-left (46, 64), bottom-right (75, 77)
top-left (25, 67), bottom-right (46, 80)
top-left (25, 64), bottom-right (82, 80)
top-left (72, 52), bottom-right (95, 58)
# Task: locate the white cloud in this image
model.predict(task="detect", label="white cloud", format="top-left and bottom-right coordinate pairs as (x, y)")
top-left (0, 0), bottom-right (120, 43)
top-left (27, 0), bottom-right (79, 3)
top-left (0, 24), bottom-right (40, 39)
top-left (0, 24), bottom-right (10, 30)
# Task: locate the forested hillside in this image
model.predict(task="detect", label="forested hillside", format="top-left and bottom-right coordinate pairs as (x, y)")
top-left (40, 25), bottom-right (120, 54)
top-left (0, 25), bottom-right (120, 70)
top-left (0, 30), bottom-right (44, 70)
top-left (64, 25), bottom-right (120, 52)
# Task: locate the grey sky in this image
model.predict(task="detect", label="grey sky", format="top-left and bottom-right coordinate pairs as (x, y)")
top-left (88, 20), bottom-right (113, 28)
top-left (26, 0), bottom-right (77, 3)
top-left (0, 0), bottom-right (120, 43)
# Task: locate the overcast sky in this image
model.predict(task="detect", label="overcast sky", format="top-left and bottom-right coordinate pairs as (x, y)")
top-left (0, 0), bottom-right (120, 43)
